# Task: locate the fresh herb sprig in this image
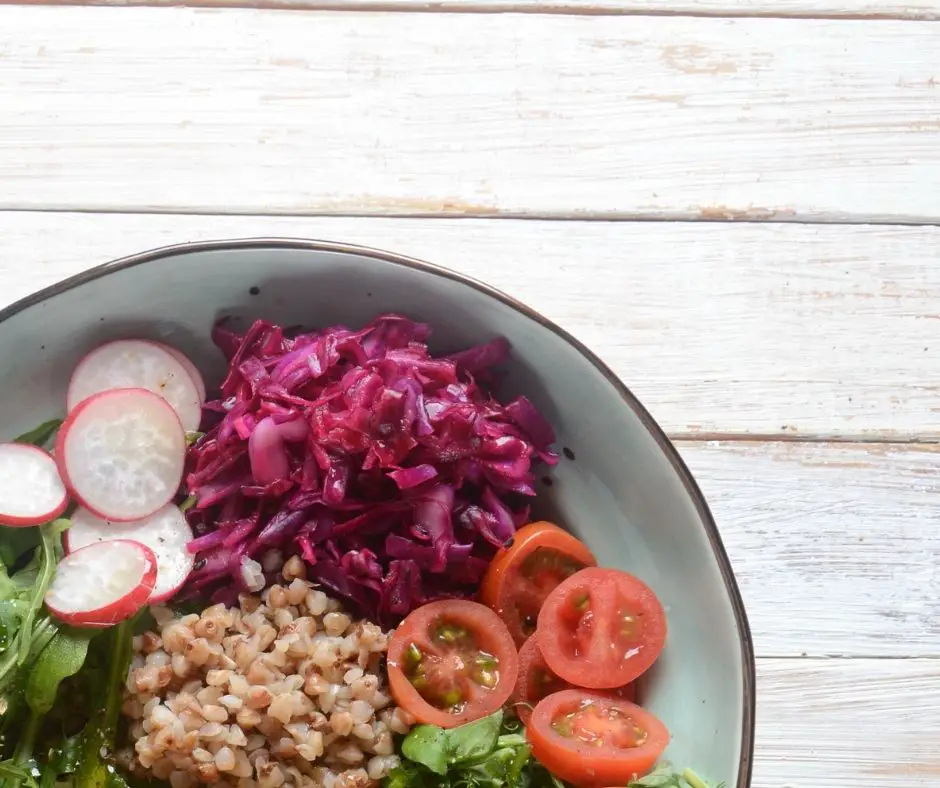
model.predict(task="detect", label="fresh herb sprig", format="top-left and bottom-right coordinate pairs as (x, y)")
top-left (0, 418), bottom-right (139, 788)
top-left (386, 711), bottom-right (561, 788)
top-left (629, 761), bottom-right (724, 788)
top-left (387, 711), bottom-right (722, 788)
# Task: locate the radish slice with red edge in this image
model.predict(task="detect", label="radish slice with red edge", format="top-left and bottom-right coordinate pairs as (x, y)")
top-left (67, 339), bottom-right (202, 432)
top-left (158, 342), bottom-right (207, 406)
top-left (56, 388), bottom-right (186, 522)
top-left (45, 539), bottom-right (157, 628)
top-left (65, 504), bottom-right (194, 603)
top-left (0, 443), bottom-right (68, 527)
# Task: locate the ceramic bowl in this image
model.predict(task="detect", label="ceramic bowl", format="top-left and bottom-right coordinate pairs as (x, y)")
top-left (0, 238), bottom-right (754, 788)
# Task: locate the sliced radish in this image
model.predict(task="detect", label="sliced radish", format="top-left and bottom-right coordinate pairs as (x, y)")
top-left (67, 339), bottom-right (202, 432)
top-left (158, 342), bottom-right (207, 406)
top-left (65, 504), bottom-right (194, 603)
top-left (56, 388), bottom-right (186, 522)
top-left (0, 443), bottom-right (68, 527)
top-left (45, 539), bottom-right (157, 627)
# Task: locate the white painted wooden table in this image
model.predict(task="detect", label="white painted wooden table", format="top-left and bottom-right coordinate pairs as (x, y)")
top-left (1, 0), bottom-right (938, 784)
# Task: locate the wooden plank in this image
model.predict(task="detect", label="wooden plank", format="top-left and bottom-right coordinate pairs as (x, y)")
top-left (753, 658), bottom-right (940, 788)
top-left (677, 440), bottom-right (940, 658)
top-left (9, 0), bottom-right (940, 21)
top-left (1, 211), bottom-right (938, 441)
top-left (0, 213), bottom-right (937, 654)
top-left (1, 8), bottom-right (939, 222)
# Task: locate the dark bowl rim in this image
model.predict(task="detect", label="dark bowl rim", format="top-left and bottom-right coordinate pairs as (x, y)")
top-left (1, 236), bottom-right (755, 787)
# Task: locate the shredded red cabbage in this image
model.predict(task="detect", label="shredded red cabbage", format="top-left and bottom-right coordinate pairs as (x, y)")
top-left (182, 314), bottom-right (557, 625)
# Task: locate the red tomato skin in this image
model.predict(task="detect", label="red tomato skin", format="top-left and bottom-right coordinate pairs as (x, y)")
top-left (510, 633), bottom-right (574, 725)
top-left (480, 521), bottom-right (596, 646)
top-left (536, 567), bottom-right (667, 690)
top-left (511, 635), bottom-right (639, 726)
top-left (387, 600), bottom-right (519, 728)
top-left (526, 690), bottom-right (670, 787)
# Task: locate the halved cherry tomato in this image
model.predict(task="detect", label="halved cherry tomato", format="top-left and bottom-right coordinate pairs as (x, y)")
top-left (510, 633), bottom-right (574, 725)
top-left (527, 690), bottom-right (669, 787)
top-left (511, 635), bottom-right (638, 726)
top-left (537, 567), bottom-right (666, 690)
top-left (480, 521), bottom-right (596, 646)
top-left (387, 600), bottom-right (519, 728)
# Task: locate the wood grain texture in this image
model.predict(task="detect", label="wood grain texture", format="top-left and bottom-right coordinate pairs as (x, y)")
top-left (1, 211), bottom-right (938, 441)
top-left (1, 8), bottom-right (940, 222)
top-left (9, 0), bottom-right (940, 21)
top-left (753, 658), bottom-right (940, 788)
top-left (1, 213), bottom-right (938, 656)
top-left (677, 440), bottom-right (940, 658)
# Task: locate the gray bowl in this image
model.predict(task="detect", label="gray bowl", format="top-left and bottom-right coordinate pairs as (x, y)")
top-left (0, 239), bottom-right (754, 788)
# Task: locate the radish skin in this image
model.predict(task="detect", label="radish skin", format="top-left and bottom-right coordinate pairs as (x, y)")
top-left (67, 339), bottom-right (202, 432)
top-left (65, 504), bottom-right (194, 603)
top-left (45, 540), bottom-right (157, 628)
top-left (157, 342), bottom-right (207, 406)
top-left (56, 388), bottom-right (186, 522)
top-left (0, 443), bottom-right (68, 527)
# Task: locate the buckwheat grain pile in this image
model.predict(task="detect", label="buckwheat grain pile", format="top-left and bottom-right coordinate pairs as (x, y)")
top-left (119, 557), bottom-right (413, 788)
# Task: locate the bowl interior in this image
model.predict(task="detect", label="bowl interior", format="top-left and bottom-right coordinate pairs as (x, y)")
top-left (0, 241), bottom-right (753, 787)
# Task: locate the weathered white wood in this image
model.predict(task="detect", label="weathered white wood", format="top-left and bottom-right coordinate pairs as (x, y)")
top-left (1, 8), bottom-right (939, 222)
top-left (753, 658), bottom-right (940, 788)
top-left (12, 0), bottom-right (940, 21)
top-left (2, 211), bottom-right (938, 441)
top-left (1, 212), bottom-right (938, 656)
top-left (677, 440), bottom-right (940, 658)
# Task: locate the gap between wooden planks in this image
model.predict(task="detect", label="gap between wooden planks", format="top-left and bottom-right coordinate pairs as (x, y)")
top-left (677, 440), bottom-right (940, 660)
top-left (1, 8), bottom-right (940, 222)
top-left (2, 211), bottom-right (938, 658)
top-left (1, 213), bottom-right (936, 782)
top-left (8, 0), bottom-right (940, 20)
top-left (1, 212), bottom-right (937, 442)
top-left (752, 658), bottom-right (940, 788)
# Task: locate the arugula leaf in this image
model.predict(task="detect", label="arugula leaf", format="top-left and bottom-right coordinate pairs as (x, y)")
top-left (392, 711), bottom-right (559, 788)
top-left (401, 725), bottom-right (450, 775)
top-left (391, 715), bottom-right (721, 788)
top-left (15, 523), bottom-right (58, 666)
top-left (0, 530), bottom-right (40, 574)
top-left (400, 711), bottom-right (504, 776)
top-left (0, 759), bottom-right (37, 788)
top-left (682, 769), bottom-right (720, 788)
top-left (24, 617), bottom-right (58, 668)
top-left (38, 734), bottom-right (82, 788)
top-left (14, 420), bottom-right (62, 449)
top-left (627, 762), bottom-right (723, 788)
top-left (0, 522), bottom-right (63, 694)
top-left (447, 712), bottom-right (503, 763)
top-left (74, 617), bottom-right (137, 788)
top-left (385, 762), bottom-right (429, 788)
top-left (0, 601), bottom-right (27, 651)
top-left (632, 762), bottom-right (680, 788)
top-left (25, 629), bottom-right (94, 715)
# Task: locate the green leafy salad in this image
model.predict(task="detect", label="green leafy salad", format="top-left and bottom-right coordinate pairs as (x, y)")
top-left (0, 328), bottom-right (729, 788)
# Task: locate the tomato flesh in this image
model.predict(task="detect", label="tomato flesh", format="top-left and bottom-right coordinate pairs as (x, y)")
top-left (480, 521), bottom-right (596, 646)
top-left (527, 690), bottom-right (669, 787)
top-left (388, 600), bottom-right (519, 728)
top-left (537, 568), bottom-right (666, 690)
top-left (510, 634), bottom-right (574, 725)
top-left (403, 623), bottom-right (502, 712)
top-left (512, 635), bottom-right (638, 726)
top-left (551, 702), bottom-right (647, 748)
